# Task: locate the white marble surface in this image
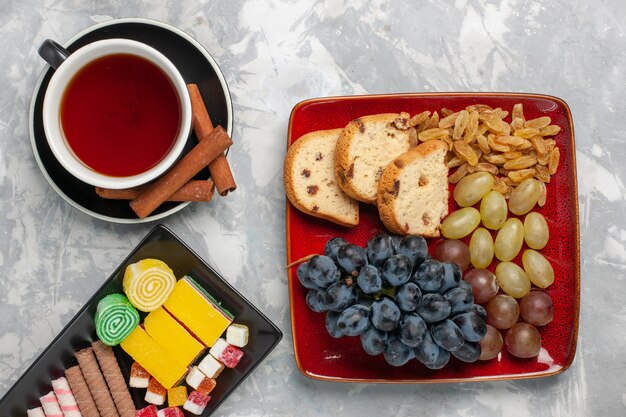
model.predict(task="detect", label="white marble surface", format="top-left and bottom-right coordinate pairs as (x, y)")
top-left (0, 0), bottom-right (624, 416)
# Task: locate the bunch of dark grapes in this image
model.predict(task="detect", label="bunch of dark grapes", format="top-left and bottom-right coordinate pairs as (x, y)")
top-left (297, 234), bottom-right (488, 369)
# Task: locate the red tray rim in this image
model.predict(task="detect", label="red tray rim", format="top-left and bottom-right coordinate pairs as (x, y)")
top-left (285, 92), bottom-right (580, 383)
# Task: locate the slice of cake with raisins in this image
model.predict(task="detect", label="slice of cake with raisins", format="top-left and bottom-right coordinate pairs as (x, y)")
top-left (284, 128), bottom-right (359, 227)
top-left (334, 113), bottom-right (418, 204)
top-left (377, 140), bottom-right (449, 237)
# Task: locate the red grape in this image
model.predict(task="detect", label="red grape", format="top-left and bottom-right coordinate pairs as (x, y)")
top-left (433, 240), bottom-right (470, 271)
top-left (505, 323), bottom-right (541, 358)
top-left (464, 268), bottom-right (499, 304)
top-left (479, 324), bottom-right (503, 360)
top-left (519, 291), bottom-right (554, 326)
top-left (485, 294), bottom-right (519, 330)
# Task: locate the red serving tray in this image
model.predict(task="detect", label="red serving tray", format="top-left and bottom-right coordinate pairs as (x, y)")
top-left (285, 93), bottom-right (579, 383)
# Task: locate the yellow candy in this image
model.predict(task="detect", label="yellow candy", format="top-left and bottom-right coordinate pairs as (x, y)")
top-left (123, 258), bottom-right (176, 312)
top-left (167, 386), bottom-right (187, 407)
top-left (145, 307), bottom-right (205, 367)
top-left (164, 277), bottom-right (233, 347)
top-left (120, 326), bottom-right (188, 389)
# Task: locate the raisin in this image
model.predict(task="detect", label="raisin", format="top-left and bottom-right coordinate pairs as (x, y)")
top-left (347, 163), bottom-right (354, 179)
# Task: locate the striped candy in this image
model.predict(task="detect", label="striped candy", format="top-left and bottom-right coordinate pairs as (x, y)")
top-left (95, 293), bottom-right (140, 346)
top-left (39, 391), bottom-right (63, 417)
top-left (123, 259), bottom-right (176, 312)
top-left (27, 407), bottom-right (45, 417)
top-left (52, 377), bottom-right (82, 417)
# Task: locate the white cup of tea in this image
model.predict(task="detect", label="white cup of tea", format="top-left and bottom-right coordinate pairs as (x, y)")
top-left (39, 38), bottom-right (192, 189)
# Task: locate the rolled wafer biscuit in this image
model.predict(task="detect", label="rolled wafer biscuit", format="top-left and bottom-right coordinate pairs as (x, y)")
top-left (92, 340), bottom-right (135, 417)
top-left (75, 348), bottom-right (119, 417)
top-left (65, 366), bottom-right (100, 417)
top-left (27, 407), bottom-right (46, 417)
top-left (39, 391), bottom-right (63, 417)
top-left (52, 377), bottom-right (82, 417)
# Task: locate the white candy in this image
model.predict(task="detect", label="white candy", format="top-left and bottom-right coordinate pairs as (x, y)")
top-left (226, 324), bottom-right (249, 348)
top-left (185, 366), bottom-right (207, 389)
top-left (198, 354), bottom-right (224, 379)
top-left (144, 390), bottom-right (165, 406)
top-left (209, 338), bottom-right (229, 359)
top-left (183, 400), bottom-right (205, 415)
top-left (27, 407), bottom-right (46, 417)
top-left (129, 376), bottom-right (149, 388)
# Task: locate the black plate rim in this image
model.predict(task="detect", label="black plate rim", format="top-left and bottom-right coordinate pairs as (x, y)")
top-left (29, 17), bottom-right (234, 224)
top-left (0, 224), bottom-right (283, 415)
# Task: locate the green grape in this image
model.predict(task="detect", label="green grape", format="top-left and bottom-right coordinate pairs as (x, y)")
top-left (524, 212), bottom-right (549, 250)
top-left (453, 172), bottom-right (495, 207)
top-left (480, 190), bottom-right (507, 230)
top-left (495, 262), bottom-right (531, 298)
top-left (441, 208), bottom-right (481, 239)
top-left (522, 249), bottom-right (555, 288)
top-left (509, 179), bottom-right (541, 215)
top-left (469, 227), bottom-right (494, 269)
top-left (494, 218), bottom-right (524, 261)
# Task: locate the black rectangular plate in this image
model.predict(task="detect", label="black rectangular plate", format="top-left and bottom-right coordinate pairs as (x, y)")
top-left (0, 225), bottom-right (283, 416)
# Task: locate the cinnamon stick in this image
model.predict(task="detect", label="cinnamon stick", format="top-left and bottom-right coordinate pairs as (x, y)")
top-left (187, 84), bottom-right (237, 196)
top-left (129, 125), bottom-right (232, 219)
top-left (96, 179), bottom-right (215, 202)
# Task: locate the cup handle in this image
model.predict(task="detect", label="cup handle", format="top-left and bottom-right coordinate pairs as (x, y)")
top-left (38, 39), bottom-right (70, 70)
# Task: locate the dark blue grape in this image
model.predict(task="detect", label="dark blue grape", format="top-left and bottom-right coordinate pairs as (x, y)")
top-left (297, 261), bottom-right (321, 290)
top-left (398, 313), bottom-right (427, 347)
top-left (305, 289), bottom-right (327, 313)
top-left (451, 341), bottom-right (481, 363)
top-left (325, 311), bottom-right (344, 338)
top-left (356, 265), bottom-right (383, 294)
top-left (395, 282), bottom-right (422, 311)
top-left (413, 259), bottom-right (444, 293)
top-left (458, 279), bottom-right (473, 293)
top-left (438, 262), bottom-right (461, 294)
top-left (337, 304), bottom-right (371, 336)
top-left (416, 293), bottom-right (451, 323)
top-left (324, 280), bottom-right (358, 312)
top-left (307, 255), bottom-right (340, 288)
top-left (452, 312), bottom-right (487, 342)
top-left (371, 298), bottom-right (401, 331)
top-left (360, 327), bottom-right (388, 355)
top-left (381, 255), bottom-right (412, 286)
top-left (430, 320), bottom-right (464, 351)
top-left (390, 235), bottom-right (403, 253)
top-left (383, 336), bottom-right (414, 366)
top-left (324, 237), bottom-right (348, 262)
top-left (444, 286), bottom-right (474, 315)
top-left (337, 244), bottom-right (368, 276)
top-left (473, 304), bottom-right (487, 321)
top-left (414, 332), bottom-right (451, 370)
top-left (413, 331), bottom-right (440, 365)
top-left (397, 235), bottom-right (428, 269)
top-left (366, 234), bottom-right (394, 267)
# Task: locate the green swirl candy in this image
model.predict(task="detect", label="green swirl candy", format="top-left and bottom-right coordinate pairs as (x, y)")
top-left (95, 293), bottom-right (140, 346)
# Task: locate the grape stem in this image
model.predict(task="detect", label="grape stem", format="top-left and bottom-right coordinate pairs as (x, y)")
top-left (284, 253), bottom-right (316, 269)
